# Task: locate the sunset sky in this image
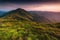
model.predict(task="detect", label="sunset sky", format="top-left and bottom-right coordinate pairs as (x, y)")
top-left (0, 0), bottom-right (60, 12)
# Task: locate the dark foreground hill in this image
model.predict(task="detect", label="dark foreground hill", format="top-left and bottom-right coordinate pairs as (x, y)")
top-left (0, 8), bottom-right (60, 40)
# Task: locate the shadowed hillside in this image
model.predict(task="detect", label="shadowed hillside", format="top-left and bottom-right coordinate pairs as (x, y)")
top-left (30, 11), bottom-right (60, 23)
top-left (1, 8), bottom-right (33, 21)
top-left (0, 8), bottom-right (60, 40)
top-left (0, 8), bottom-right (51, 23)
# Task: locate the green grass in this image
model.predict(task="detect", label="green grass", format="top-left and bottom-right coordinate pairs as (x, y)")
top-left (0, 19), bottom-right (60, 40)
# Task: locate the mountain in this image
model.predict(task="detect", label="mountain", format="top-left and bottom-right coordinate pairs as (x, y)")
top-left (29, 11), bottom-right (60, 23)
top-left (0, 9), bottom-right (60, 23)
top-left (1, 8), bottom-right (60, 23)
top-left (0, 8), bottom-right (51, 23)
top-left (1, 8), bottom-right (34, 21)
top-left (0, 8), bottom-right (60, 40)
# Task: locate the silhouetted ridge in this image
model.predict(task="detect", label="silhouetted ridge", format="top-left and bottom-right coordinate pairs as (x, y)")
top-left (0, 8), bottom-right (51, 23)
top-left (16, 8), bottom-right (25, 11)
top-left (1, 8), bottom-right (33, 21)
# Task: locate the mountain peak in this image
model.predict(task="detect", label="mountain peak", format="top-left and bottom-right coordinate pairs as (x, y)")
top-left (16, 8), bottom-right (23, 10)
top-left (15, 8), bottom-right (26, 12)
top-left (1, 8), bottom-right (33, 21)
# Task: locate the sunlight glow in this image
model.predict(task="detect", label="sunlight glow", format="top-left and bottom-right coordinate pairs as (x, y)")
top-left (23, 3), bottom-right (60, 12)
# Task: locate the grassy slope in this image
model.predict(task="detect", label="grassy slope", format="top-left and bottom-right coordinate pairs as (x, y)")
top-left (0, 18), bottom-right (60, 40)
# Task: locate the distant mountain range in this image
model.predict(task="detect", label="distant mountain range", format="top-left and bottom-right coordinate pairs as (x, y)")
top-left (29, 11), bottom-right (60, 23)
top-left (0, 8), bottom-right (60, 23)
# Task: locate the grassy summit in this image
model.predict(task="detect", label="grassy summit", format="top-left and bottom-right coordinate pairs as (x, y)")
top-left (0, 8), bottom-right (60, 40)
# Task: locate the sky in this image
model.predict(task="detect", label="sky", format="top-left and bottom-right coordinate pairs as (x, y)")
top-left (0, 0), bottom-right (60, 12)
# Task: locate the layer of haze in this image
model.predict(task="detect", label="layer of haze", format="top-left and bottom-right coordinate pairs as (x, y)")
top-left (0, 2), bottom-right (60, 12)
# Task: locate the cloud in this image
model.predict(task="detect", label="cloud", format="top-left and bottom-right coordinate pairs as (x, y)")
top-left (0, 0), bottom-right (60, 2)
top-left (0, 2), bottom-right (60, 12)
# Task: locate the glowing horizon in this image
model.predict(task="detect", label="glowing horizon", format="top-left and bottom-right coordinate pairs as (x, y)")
top-left (0, 3), bottom-right (60, 12)
top-left (23, 3), bottom-right (60, 12)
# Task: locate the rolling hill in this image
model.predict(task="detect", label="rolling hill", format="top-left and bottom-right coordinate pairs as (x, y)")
top-left (1, 8), bottom-right (33, 21)
top-left (0, 8), bottom-right (51, 23)
top-left (30, 11), bottom-right (60, 23)
top-left (0, 8), bottom-right (60, 40)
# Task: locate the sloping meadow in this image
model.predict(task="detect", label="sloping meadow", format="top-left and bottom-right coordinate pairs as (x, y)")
top-left (0, 19), bottom-right (60, 40)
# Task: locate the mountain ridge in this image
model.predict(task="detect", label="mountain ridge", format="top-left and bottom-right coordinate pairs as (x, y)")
top-left (0, 8), bottom-right (34, 21)
top-left (29, 11), bottom-right (60, 23)
top-left (0, 8), bottom-right (60, 23)
top-left (0, 8), bottom-right (52, 23)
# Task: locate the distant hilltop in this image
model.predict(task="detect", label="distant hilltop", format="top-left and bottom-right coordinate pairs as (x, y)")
top-left (0, 8), bottom-right (60, 23)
